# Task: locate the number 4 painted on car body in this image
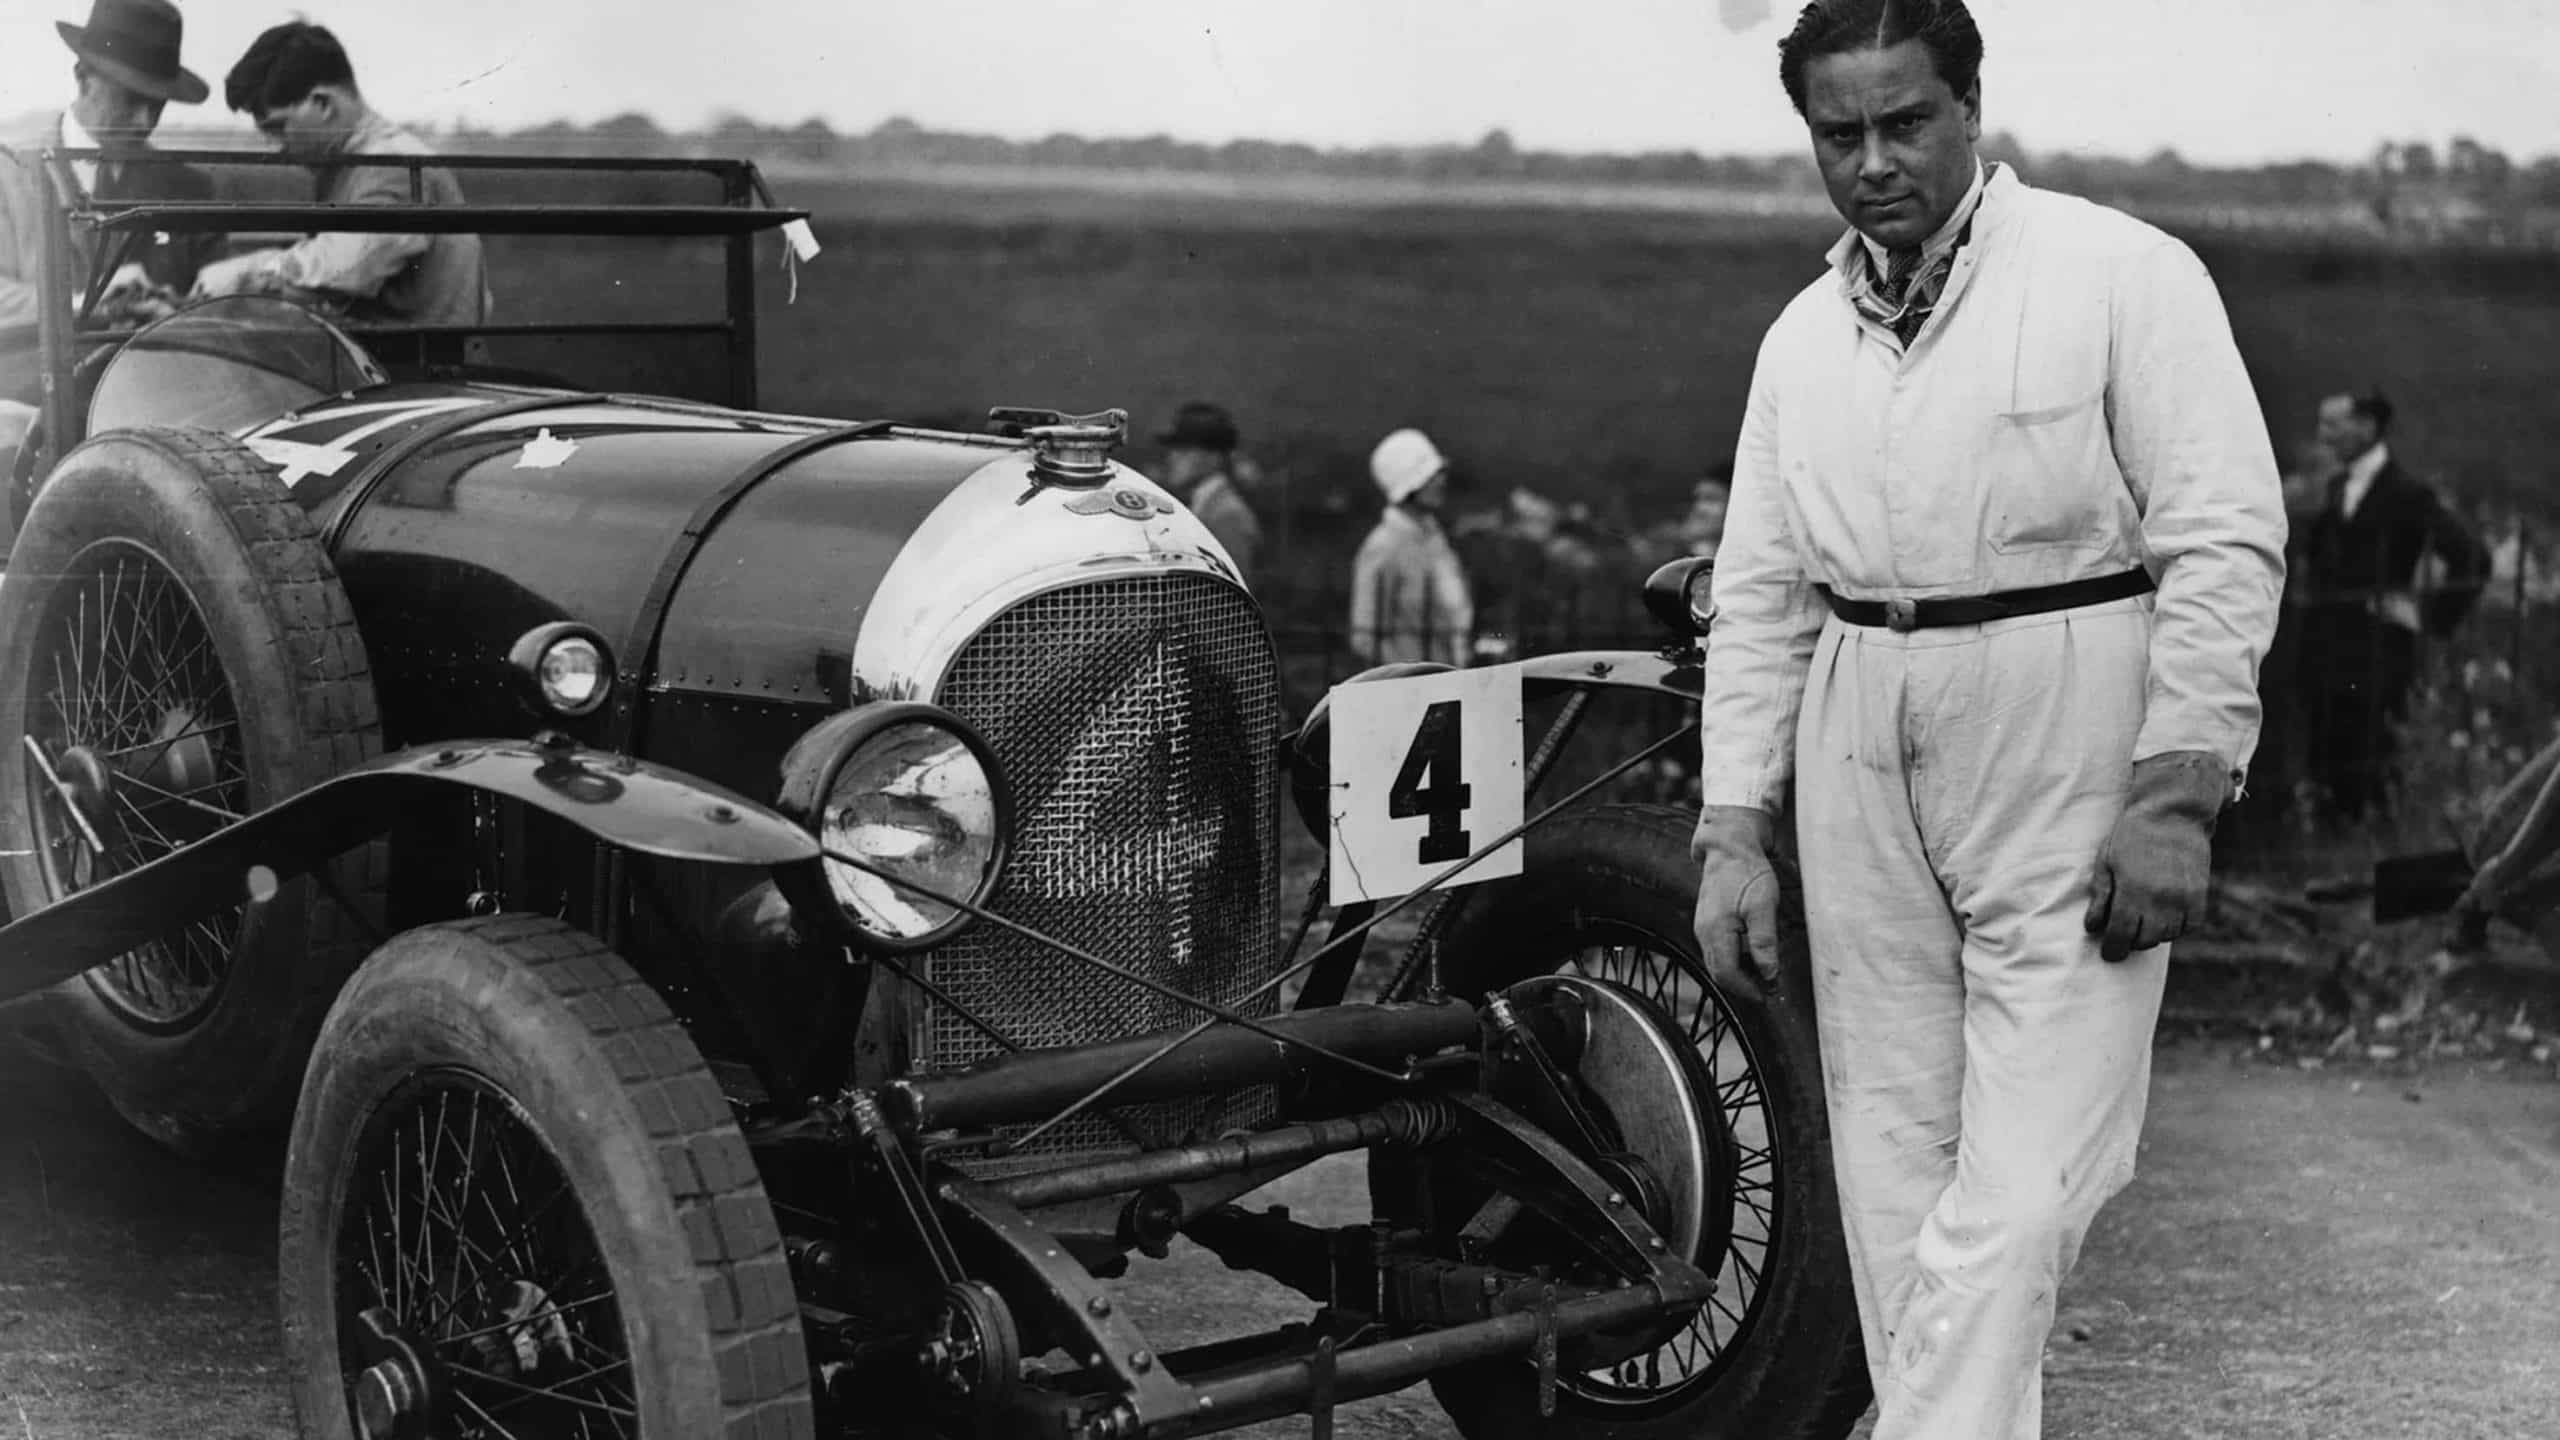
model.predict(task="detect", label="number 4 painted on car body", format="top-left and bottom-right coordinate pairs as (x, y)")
top-left (1327, 667), bottom-right (1524, 906)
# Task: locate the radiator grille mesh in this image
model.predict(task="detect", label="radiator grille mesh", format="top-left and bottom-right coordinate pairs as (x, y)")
top-left (926, 571), bottom-right (1281, 1172)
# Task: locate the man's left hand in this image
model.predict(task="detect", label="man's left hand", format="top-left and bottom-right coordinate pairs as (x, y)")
top-left (2084, 750), bottom-right (2231, 961)
top-left (96, 262), bottom-right (178, 325)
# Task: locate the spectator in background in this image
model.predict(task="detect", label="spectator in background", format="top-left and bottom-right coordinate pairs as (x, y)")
top-left (1682, 463), bottom-right (1733, 558)
top-left (2280, 439), bottom-right (2344, 536)
top-left (1515, 488), bottom-right (1606, 589)
top-left (2231, 437), bottom-right (2346, 851)
top-left (196, 20), bottom-right (489, 325)
top-left (2, 0), bottom-right (220, 469)
top-left (2480, 504), bottom-right (2560, 609)
top-left (1513, 487), bottom-right (1605, 581)
top-left (2296, 387), bottom-right (2490, 822)
top-left (1634, 462), bottom-right (1738, 807)
top-left (1154, 400), bottom-right (1263, 584)
top-left (1628, 461), bottom-right (1737, 571)
top-left (1455, 485), bottom-right (1599, 658)
top-left (1348, 427), bottom-right (1472, 668)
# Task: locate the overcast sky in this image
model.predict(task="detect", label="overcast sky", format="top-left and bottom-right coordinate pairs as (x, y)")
top-left (9, 0), bottom-right (2558, 165)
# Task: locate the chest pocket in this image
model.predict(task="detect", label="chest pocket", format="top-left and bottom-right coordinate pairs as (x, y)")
top-left (1981, 316), bottom-right (2121, 554)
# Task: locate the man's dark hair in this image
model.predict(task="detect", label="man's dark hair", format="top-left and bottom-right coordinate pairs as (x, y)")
top-left (2349, 387), bottom-right (2395, 436)
top-left (1777, 0), bottom-right (1984, 116)
top-left (224, 21), bottom-right (357, 117)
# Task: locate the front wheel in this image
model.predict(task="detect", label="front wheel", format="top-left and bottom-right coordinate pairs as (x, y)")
top-left (1379, 802), bottom-right (1871, 1440)
top-left (278, 915), bottom-right (814, 1440)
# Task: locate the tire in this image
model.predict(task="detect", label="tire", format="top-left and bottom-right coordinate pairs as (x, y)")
top-left (0, 426), bottom-right (384, 1154)
top-left (279, 915), bottom-right (815, 1440)
top-left (1376, 802), bottom-right (1870, 1440)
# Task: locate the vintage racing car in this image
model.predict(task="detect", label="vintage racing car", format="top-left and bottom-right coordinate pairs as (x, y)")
top-left (0, 147), bottom-right (1870, 1439)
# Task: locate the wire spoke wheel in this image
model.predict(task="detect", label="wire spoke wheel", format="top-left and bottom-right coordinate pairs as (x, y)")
top-left (1387, 803), bottom-right (1869, 1440)
top-left (283, 917), bottom-right (812, 1440)
top-left (0, 428), bottom-right (385, 1154)
top-left (1554, 936), bottom-right (1776, 1405)
top-left (338, 1070), bottom-right (639, 1439)
top-left (25, 540), bottom-right (251, 1029)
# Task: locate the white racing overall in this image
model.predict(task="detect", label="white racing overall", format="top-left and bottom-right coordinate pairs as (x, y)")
top-left (1697, 166), bottom-right (2286, 1438)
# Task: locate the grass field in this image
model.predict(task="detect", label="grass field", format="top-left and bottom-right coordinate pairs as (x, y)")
top-left (481, 163), bottom-right (2560, 537)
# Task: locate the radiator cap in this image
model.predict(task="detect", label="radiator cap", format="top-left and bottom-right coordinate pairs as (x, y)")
top-left (987, 406), bottom-right (1126, 489)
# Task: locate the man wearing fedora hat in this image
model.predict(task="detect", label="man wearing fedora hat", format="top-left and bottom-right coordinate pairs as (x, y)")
top-left (1154, 400), bottom-right (1264, 585)
top-left (1, 0), bottom-right (221, 408)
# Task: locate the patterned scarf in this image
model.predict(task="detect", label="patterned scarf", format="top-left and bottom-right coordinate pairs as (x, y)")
top-left (1842, 162), bottom-right (1996, 347)
top-left (1853, 216), bottom-right (1972, 346)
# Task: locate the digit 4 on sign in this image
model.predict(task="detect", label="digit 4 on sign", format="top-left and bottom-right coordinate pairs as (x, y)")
top-left (1326, 667), bottom-right (1524, 906)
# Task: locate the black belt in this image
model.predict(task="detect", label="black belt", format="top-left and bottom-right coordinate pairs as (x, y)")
top-left (1820, 567), bottom-right (2155, 632)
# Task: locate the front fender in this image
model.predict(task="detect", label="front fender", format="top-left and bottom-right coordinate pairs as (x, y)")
top-left (386, 736), bottom-right (816, 866)
top-left (0, 736), bottom-right (814, 1009)
top-left (1506, 647), bottom-right (1703, 702)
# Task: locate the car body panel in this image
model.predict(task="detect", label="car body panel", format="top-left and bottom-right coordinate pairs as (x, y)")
top-left (849, 448), bottom-right (1246, 702)
top-left (254, 388), bottom-right (983, 750)
top-left (277, 381), bottom-right (1252, 775)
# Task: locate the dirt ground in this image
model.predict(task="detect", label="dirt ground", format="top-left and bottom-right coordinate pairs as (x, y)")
top-left (0, 1012), bottom-right (2553, 1440)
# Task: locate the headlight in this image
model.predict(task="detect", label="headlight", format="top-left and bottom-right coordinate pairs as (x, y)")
top-left (506, 622), bottom-right (616, 718)
top-left (1641, 556), bottom-right (1718, 639)
top-left (777, 702), bottom-right (1011, 950)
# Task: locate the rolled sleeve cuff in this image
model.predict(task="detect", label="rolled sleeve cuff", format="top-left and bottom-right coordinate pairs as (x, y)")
top-left (1696, 767), bottom-right (1790, 814)
top-left (2130, 722), bottom-right (2253, 801)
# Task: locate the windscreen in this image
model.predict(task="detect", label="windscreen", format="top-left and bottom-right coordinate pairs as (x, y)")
top-left (86, 297), bottom-right (386, 436)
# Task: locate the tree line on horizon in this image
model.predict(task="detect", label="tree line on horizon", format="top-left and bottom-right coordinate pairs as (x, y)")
top-left (75, 105), bottom-right (2548, 245)
top-left (431, 113), bottom-right (2560, 235)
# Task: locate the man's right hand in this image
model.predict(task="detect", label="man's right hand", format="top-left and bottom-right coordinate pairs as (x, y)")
top-left (1692, 805), bottom-right (1782, 994)
top-left (189, 249), bottom-right (288, 302)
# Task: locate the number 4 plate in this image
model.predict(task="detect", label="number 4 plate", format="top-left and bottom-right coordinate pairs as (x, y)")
top-left (1327, 666), bottom-right (1524, 906)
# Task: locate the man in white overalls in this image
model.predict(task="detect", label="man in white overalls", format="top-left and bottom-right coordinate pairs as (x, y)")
top-left (1689, 3), bottom-right (2286, 1437)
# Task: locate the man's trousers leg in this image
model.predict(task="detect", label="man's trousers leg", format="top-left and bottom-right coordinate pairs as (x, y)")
top-left (1795, 602), bottom-right (2170, 1440)
top-left (2363, 620), bottom-right (2420, 815)
top-left (1795, 622), bottom-right (1965, 1394)
top-left (2297, 604), bottom-right (2370, 820)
